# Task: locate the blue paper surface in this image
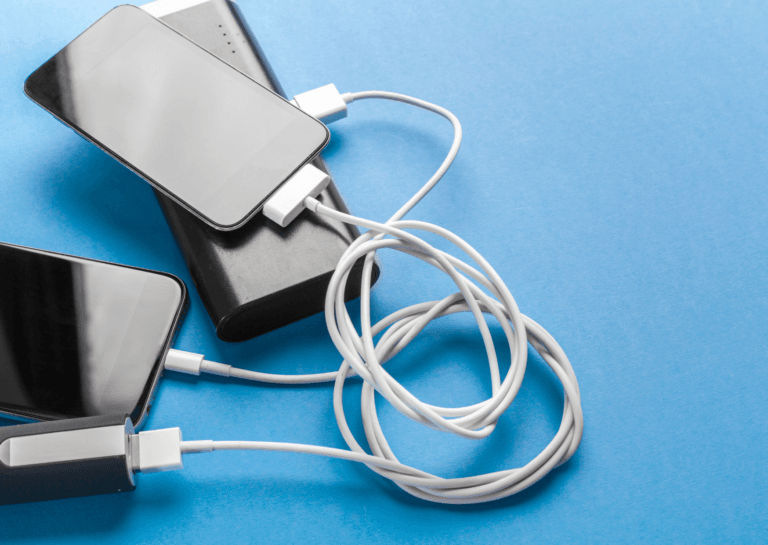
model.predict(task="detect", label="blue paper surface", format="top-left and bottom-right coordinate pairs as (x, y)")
top-left (1, 0), bottom-right (767, 542)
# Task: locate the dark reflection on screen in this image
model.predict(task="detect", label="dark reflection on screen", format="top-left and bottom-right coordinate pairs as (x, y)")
top-left (24, 5), bottom-right (328, 230)
top-left (0, 254), bottom-right (83, 416)
top-left (0, 244), bottom-right (183, 421)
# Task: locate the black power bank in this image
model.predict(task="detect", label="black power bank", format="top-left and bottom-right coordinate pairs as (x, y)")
top-left (145, 0), bottom-right (379, 342)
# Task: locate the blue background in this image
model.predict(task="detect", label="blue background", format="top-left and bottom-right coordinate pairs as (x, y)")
top-left (1, 0), bottom-right (767, 542)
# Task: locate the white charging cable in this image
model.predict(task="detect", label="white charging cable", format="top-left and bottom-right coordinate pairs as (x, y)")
top-left (162, 87), bottom-right (583, 504)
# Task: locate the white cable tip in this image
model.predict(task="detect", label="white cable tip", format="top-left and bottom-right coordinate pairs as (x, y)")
top-left (292, 83), bottom-right (348, 124)
top-left (134, 428), bottom-right (183, 473)
top-left (164, 348), bottom-right (204, 375)
top-left (263, 164), bottom-right (330, 227)
top-left (165, 349), bottom-right (232, 377)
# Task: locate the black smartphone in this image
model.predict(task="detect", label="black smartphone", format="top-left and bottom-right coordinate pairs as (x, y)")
top-left (23, 5), bottom-right (330, 231)
top-left (0, 243), bottom-right (187, 427)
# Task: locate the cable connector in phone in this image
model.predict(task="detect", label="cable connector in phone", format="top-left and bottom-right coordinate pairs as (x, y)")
top-left (164, 348), bottom-right (233, 377)
top-left (290, 83), bottom-right (348, 124)
top-left (263, 164), bottom-right (330, 227)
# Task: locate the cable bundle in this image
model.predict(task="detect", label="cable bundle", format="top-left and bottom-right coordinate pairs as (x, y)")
top-left (180, 91), bottom-right (583, 504)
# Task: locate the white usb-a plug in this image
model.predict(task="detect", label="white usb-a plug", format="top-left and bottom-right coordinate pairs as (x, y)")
top-left (290, 83), bottom-right (348, 125)
top-left (131, 428), bottom-right (183, 473)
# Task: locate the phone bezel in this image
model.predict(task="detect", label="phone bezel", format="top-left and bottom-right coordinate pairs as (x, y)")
top-left (0, 242), bottom-right (188, 429)
top-left (23, 5), bottom-right (330, 232)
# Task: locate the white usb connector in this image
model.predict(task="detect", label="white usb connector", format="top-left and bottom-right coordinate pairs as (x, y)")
top-left (263, 164), bottom-right (330, 227)
top-left (290, 83), bottom-right (348, 124)
top-left (127, 427), bottom-right (212, 473)
top-left (131, 428), bottom-right (183, 473)
top-left (165, 348), bottom-right (233, 377)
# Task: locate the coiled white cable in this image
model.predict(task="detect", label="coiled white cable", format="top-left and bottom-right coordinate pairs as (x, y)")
top-left (176, 91), bottom-right (583, 504)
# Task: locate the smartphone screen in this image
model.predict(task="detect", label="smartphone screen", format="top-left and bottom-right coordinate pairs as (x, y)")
top-left (24, 5), bottom-right (329, 231)
top-left (0, 243), bottom-right (186, 425)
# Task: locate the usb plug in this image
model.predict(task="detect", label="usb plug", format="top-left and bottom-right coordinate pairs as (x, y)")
top-left (291, 83), bottom-right (348, 124)
top-left (130, 428), bottom-right (183, 473)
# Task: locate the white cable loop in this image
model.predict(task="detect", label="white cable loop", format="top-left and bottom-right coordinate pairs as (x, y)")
top-left (194, 91), bottom-right (583, 504)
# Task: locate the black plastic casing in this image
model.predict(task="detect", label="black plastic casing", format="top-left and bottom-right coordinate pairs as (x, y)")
top-left (0, 415), bottom-right (135, 505)
top-left (154, 0), bottom-right (379, 342)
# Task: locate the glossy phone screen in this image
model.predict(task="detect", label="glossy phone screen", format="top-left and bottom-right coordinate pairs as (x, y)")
top-left (0, 243), bottom-right (186, 424)
top-left (23, 5), bottom-right (329, 231)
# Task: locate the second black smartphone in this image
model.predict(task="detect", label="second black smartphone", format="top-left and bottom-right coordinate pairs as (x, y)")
top-left (0, 243), bottom-right (187, 427)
